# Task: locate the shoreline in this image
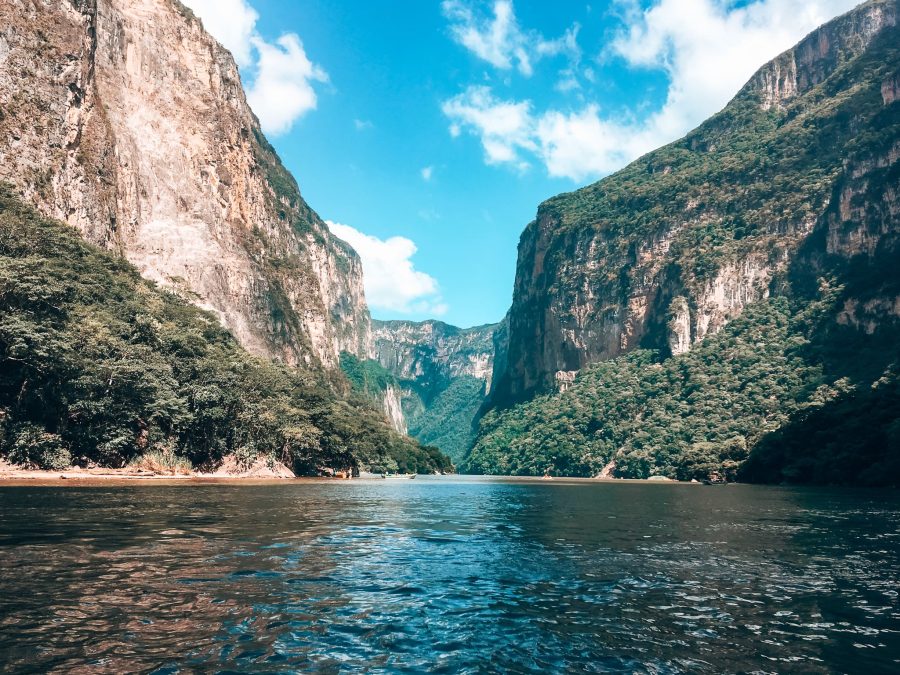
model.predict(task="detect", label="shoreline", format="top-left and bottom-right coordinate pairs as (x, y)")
top-left (0, 458), bottom-right (307, 484)
top-left (0, 463), bottom-right (702, 486)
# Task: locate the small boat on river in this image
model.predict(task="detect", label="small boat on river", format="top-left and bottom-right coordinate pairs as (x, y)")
top-left (703, 471), bottom-right (727, 485)
top-left (381, 473), bottom-right (416, 480)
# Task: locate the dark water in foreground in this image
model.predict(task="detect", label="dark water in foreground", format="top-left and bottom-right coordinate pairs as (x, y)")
top-left (0, 479), bottom-right (899, 673)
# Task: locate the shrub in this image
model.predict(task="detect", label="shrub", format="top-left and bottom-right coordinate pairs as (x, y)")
top-left (127, 446), bottom-right (193, 475)
top-left (5, 423), bottom-right (72, 470)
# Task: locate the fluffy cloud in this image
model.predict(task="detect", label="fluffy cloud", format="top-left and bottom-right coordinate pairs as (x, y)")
top-left (182, 0), bottom-right (327, 135)
top-left (443, 86), bottom-right (633, 179)
top-left (421, 166), bottom-right (435, 181)
top-left (247, 35), bottom-right (328, 136)
top-left (442, 0), bottom-right (579, 77)
top-left (441, 86), bottom-right (535, 168)
top-left (326, 221), bottom-right (447, 316)
top-left (535, 107), bottom-right (649, 179)
top-left (182, 0), bottom-right (258, 67)
top-left (444, 0), bottom-right (859, 182)
top-left (609, 0), bottom-right (859, 145)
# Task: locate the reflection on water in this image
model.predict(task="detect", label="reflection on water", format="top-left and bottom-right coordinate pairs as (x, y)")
top-left (0, 478), bottom-right (899, 673)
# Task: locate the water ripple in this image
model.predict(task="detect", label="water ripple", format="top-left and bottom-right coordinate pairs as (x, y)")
top-left (0, 480), bottom-right (898, 673)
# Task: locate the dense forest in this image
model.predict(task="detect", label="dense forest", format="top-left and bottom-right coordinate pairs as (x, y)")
top-left (0, 187), bottom-right (450, 475)
top-left (338, 352), bottom-right (464, 473)
top-left (465, 294), bottom-right (900, 484)
top-left (404, 376), bottom-right (487, 464)
top-left (466, 277), bottom-right (899, 485)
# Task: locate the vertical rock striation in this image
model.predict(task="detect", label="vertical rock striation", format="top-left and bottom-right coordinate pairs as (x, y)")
top-left (0, 0), bottom-right (371, 370)
top-left (382, 385), bottom-right (407, 436)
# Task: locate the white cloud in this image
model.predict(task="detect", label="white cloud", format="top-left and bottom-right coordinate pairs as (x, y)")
top-left (182, 0), bottom-right (327, 136)
top-left (247, 34), bottom-right (328, 136)
top-left (421, 166), bottom-right (435, 181)
top-left (536, 107), bottom-right (641, 179)
top-left (354, 119), bottom-right (374, 131)
top-left (443, 86), bottom-right (631, 180)
top-left (609, 0), bottom-right (859, 147)
top-left (325, 221), bottom-right (447, 316)
top-left (444, 0), bottom-right (860, 182)
top-left (442, 86), bottom-right (535, 168)
top-left (442, 0), bottom-right (579, 77)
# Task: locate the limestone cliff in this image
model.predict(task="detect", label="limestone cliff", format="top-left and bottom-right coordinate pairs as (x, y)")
top-left (487, 0), bottom-right (899, 409)
top-left (372, 320), bottom-right (498, 462)
top-left (0, 0), bottom-right (370, 370)
top-left (372, 320), bottom-right (496, 391)
top-left (382, 385), bottom-right (407, 436)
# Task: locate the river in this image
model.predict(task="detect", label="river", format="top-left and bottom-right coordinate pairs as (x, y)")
top-left (0, 477), bottom-right (898, 672)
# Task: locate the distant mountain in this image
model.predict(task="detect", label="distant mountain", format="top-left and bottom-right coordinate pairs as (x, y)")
top-left (469, 0), bottom-right (900, 484)
top-left (371, 320), bottom-right (499, 463)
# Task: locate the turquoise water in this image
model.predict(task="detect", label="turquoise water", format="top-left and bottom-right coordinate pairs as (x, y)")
top-left (0, 478), bottom-right (899, 673)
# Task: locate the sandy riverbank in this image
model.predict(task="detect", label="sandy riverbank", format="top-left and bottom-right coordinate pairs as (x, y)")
top-left (0, 456), bottom-right (298, 483)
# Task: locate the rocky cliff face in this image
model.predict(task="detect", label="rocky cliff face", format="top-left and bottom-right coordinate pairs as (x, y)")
top-left (371, 320), bottom-right (498, 462)
top-left (488, 0), bottom-right (899, 409)
top-left (372, 320), bottom-right (496, 393)
top-left (381, 385), bottom-right (407, 436)
top-left (0, 0), bottom-right (370, 369)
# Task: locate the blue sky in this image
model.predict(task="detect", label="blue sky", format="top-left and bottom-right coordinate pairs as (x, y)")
top-left (184, 0), bottom-right (858, 328)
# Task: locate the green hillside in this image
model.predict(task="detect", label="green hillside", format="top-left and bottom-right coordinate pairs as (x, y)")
top-left (0, 186), bottom-right (450, 475)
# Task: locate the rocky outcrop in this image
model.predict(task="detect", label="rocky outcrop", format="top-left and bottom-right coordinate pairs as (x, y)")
top-left (487, 0), bottom-right (899, 409)
top-left (382, 385), bottom-right (407, 436)
top-left (0, 0), bottom-right (370, 370)
top-left (825, 139), bottom-right (900, 258)
top-left (752, 0), bottom-right (895, 110)
top-left (666, 297), bottom-right (691, 356)
top-left (883, 71), bottom-right (900, 104)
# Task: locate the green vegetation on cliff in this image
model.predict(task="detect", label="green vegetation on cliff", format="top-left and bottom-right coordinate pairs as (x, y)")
top-left (0, 187), bottom-right (449, 475)
top-left (371, 320), bottom-right (497, 463)
top-left (468, 286), bottom-right (899, 484)
top-left (338, 352), bottom-right (455, 473)
top-left (405, 376), bottom-right (487, 463)
top-left (468, 298), bottom-right (812, 478)
top-left (471, 1), bottom-right (899, 484)
top-left (339, 352), bottom-right (397, 400)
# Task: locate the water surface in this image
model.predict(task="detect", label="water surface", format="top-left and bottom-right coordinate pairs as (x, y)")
top-left (1, 478), bottom-right (899, 673)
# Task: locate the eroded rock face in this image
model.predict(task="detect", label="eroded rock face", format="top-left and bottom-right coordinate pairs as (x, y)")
top-left (883, 72), bottom-right (900, 104)
top-left (826, 140), bottom-right (900, 258)
top-left (372, 320), bottom-right (497, 394)
top-left (382, 385), bottom-right (407, 436)
top-left (371, 319), bottom-right (499, 460)
top-left (488, 0), bottom-right (899, 409)
top-left (0, 0), bottom-right (370, 369)
top-left (752, 0), bottom-right (895, 110)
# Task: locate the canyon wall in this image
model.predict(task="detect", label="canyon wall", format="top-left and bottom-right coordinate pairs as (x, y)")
top-left (0, 0), bottom-right (371, 370)
top-left (372, 320), bottom-right (498, 462)
top-left (487, 0), bottom-right (899, 410)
